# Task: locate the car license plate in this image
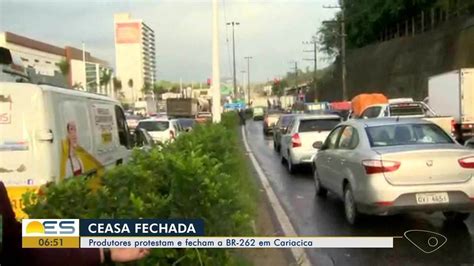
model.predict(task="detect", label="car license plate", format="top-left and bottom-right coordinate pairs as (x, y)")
top-left (416, 192), bottom-right (449, 204)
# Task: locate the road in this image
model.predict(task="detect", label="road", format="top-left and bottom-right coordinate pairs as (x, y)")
top-left (245, 120), bottom-right (474, 266)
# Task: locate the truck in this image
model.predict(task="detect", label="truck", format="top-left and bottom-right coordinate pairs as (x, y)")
top-left (351, 93), bottom-right (454, 135)
top-left (280, 95), bottom-right (296, 110)
top-left (166, 98), bottom-right (199, 118)
top-left (134, 94), bottom-right (157, 116)
top-left (428, 69), bottom-right (474, 142)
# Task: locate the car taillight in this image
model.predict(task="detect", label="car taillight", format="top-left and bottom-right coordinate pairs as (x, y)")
top-left (458, 156), bottom-right (474, 168)
top-left (461, 123), bottom-right (474, 129)
top-left (451, 119), bottom-right (456, 133)
top-left (291, 133), bottom-right (301, 148)
top-left (362, 160), bottom-right (401, 174)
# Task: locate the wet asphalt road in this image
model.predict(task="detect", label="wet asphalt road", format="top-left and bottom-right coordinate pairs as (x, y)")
top-left (244, 120), bottom-right (474, 266)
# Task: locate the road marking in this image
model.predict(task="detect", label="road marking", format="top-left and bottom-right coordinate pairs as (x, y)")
top-left (241, 126), bottom-right (311, 266)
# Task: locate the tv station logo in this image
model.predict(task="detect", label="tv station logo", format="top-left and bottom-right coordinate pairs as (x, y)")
top-left (22, 219), bottom-right (80, 248)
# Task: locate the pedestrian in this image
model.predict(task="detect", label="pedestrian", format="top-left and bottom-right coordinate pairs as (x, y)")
top-left (238, 108), bottom-right (246, 125)
top-left (0, 182), bottom-right (150, 266)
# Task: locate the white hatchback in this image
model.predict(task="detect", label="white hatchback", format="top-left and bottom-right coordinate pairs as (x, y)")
top-left (136, 118), bottom-right (182, 143)
top-left (280, 114), bottom-right (342, 173)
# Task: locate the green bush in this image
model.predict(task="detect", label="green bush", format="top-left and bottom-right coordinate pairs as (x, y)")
top-left (23, 112), bottom-right (255, 265)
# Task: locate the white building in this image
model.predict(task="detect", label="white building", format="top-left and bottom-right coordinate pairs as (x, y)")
top-left (114, 13), bottom-right (157, 104)
top-left (0, 32), bottom-right (113, 96)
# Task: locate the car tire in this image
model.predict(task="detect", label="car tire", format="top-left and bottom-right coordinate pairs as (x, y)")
top-left (313, 168), bottom-right (327, 197)
top-left (280, 153), bottom-right (285, 164)
top-left (287, 153), bottom-right (296, 174)
top-left (344, 184), bottom-right (360, 225)
top-left (443, 211), bottom-right (470, 222)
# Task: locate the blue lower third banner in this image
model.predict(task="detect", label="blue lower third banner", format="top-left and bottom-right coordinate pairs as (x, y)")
top-left (80, 219), bottom-right (205, 236)
top-left (22, 219), bottom-right (395, 249)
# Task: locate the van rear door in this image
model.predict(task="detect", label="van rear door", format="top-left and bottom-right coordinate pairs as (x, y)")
top-left (0, 83), bottom-right (48, 217)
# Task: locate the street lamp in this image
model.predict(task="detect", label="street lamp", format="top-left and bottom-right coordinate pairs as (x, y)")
top-left (226, 21), bottom-right (239, 99)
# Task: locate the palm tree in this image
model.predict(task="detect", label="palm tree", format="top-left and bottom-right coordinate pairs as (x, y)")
top-left (72, 82), bottom-right (83, 90)
top-left (99, 69), bottom-right (112, 94)
top-left (58, 59), bottom-right (69, 77)
top-left (128, 79), bottom-right (135, 102)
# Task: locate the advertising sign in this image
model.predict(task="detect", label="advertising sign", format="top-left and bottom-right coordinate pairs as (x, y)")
top-left (116, 22), bottom-right (141, 44)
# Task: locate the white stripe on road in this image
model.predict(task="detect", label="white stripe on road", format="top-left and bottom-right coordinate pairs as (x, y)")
top-left (241, 126), bottom-right (311, 266)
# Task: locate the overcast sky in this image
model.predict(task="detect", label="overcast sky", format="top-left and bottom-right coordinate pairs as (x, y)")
top-left (0, 0), bottom-right (337, 83)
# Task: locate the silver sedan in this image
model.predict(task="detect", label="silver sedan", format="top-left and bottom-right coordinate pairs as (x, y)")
top-left (312, 118), bottom-right (474, 225)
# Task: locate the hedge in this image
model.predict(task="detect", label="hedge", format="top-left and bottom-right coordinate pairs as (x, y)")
top-left (23, 112), bottom-right (256, 265)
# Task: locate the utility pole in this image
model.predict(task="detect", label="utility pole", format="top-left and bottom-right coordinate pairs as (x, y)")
top-left (240, 70), bottom-right (246, 97)
top-left (226, 21), bottom-right (239, 99)
top-left (82, 42), bottom-right (86, 91)
top-left (289, 61), bottom-right (298, 90)
top-left (211, 0), bottom-right (221, 122)
top-left (303, 35), bottom-right (318, 100)
top-left (323, 0), bottom-right (347, 100)
top-left (244, 56), bottom-right (252, 106)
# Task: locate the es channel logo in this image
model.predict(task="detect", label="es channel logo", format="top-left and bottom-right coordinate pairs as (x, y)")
top-left (404, 230), bottom-right (447, 254)
top-left (22, 219), bottom-right (80, 237)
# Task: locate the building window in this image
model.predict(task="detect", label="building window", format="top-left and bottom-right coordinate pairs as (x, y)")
top-left (21, 57), bottom-right (29, 62)
top-left (34, 59), bottom-right (39, 63)
top-left (45, 61), bottom-right (51, 64)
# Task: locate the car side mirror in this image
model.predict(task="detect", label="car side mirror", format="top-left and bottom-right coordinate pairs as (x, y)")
top-left (312, 141), bottom-right (324, 149)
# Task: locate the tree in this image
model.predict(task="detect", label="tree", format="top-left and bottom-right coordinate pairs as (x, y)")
top-left (58, 59), bottom-right (70, 79)
top-left (152, 83), bottom-right (166, 99)
top-left (72, 82), bottom-right (83, 90)
top-left (271, 79), bottom-right (288, 97)
top-left (113, 77), bottom-right (122, 92)
top-left (141, 82), bottom-right (152, 94)
top-left (99, 69), bottom-right (112, 94)
top-left (113, 77), bottom-right (124, 100)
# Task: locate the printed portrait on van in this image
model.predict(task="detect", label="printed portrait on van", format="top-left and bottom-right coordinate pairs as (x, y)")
top-left (60, 120), bottom-right (103, 180)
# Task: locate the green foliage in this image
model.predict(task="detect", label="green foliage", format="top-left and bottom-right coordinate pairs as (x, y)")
top-left (57, 59), bottom-right (70, 78)
top-left (319, 0), bottom-right (471, 54)
top-left (23, 112), bottom-right (255, 265)
top-left (271, 79), bottom-right (288, 97)
top-left (141, 82), bottom-right (152, 94)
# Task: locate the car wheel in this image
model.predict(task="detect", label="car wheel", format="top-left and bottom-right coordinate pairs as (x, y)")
top-left (313, 168), bottom-right (327, 197)
top-left (280, 152), bottom-right (285, 164)
top-left (287, 153), bottom-right (296, 174)
top-left (344, 184), bottom-right (360, 225)
top-left (443, 211), bottom-right (470, 222)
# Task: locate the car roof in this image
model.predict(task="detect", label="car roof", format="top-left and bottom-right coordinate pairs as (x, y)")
top-left (295, 114), bottom-right (341, 120)
top-left (139, 118), bottom-right (172, 122)
top-left (344, 118), bottom-right (433, 127)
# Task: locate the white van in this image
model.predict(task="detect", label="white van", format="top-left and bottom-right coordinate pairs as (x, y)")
top-left (0, 82), bottom-right (132, 218)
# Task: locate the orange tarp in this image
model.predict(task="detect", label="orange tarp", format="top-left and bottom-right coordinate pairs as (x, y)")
top-left (351, 93), bottom-right (388, 117)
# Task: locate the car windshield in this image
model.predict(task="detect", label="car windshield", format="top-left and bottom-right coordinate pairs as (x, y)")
top-left (137, 121), bottom-right (169, 132)
top-left (179, 119), bottom-right (195, 128)
top-left (389, 104), bottom-right (425, 116)
top-left (281, 116), bottom-right (294, 126)
top-left (298, 118), bottom-right (340, 132)
top-left (366, 123), bottom-right (454, 147)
